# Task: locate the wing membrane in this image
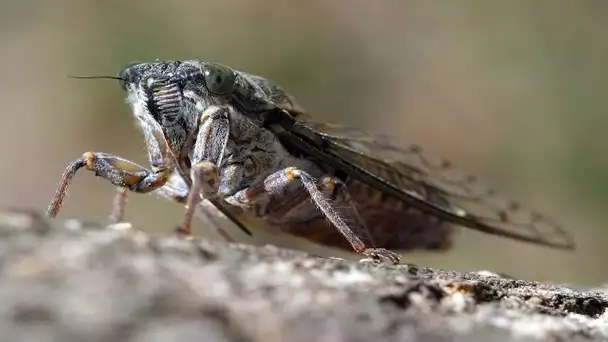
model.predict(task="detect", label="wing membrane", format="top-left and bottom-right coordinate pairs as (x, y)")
top-left (289, 120), bottom-right (574, 250)
top-left (240, 68), bottom-right (574, 250)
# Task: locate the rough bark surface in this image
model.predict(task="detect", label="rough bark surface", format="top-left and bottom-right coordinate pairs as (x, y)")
top-left (0, 210), bottom-right (606, 342)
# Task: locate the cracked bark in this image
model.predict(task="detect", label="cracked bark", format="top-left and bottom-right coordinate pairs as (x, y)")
top-left (0, 210), bottom-right (605, 342)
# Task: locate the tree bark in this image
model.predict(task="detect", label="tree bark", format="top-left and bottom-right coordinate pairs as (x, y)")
top-left (0, 210), bottom-right (605, 342)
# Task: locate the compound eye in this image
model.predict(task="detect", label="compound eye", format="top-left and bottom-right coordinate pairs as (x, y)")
top-left (118, 62), bottom-right (141, 90)
top-left (203, 63), bottom-right (235, 95)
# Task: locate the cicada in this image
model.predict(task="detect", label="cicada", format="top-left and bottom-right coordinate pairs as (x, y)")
top-left (46, 60), bottom-right (575, 264)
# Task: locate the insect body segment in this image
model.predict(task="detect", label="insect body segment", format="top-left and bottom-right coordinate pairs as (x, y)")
top-left (47, 60), bottom-right (574, 265)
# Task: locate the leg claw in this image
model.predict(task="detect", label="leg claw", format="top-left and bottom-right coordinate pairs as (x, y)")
top-left (175, 225), bottom-right (191, 237)
top-left (361, 248), bottom-right (401, 265)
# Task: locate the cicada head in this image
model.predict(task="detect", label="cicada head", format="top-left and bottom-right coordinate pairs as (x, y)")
top-left (119, 61), bottom-right (244, 158)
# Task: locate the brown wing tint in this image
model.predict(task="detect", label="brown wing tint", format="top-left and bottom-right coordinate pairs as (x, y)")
top-left (297, 121), bottom-right (575, 250)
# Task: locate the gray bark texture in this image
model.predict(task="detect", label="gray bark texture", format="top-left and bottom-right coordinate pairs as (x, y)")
top-left (0, 210), bottom-right (606, 342)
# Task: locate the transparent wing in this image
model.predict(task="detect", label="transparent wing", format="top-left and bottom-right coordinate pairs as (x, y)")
top-left (238, 68), bottom-right (574, 250)
top-left (294, 121), bottom-right (574, 250)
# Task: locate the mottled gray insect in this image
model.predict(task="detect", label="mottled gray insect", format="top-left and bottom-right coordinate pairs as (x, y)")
top-left (47, 60), bottom-right (575, 264)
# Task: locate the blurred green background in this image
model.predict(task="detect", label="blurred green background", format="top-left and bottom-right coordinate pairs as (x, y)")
top-left (1, 0), bottom-right (606, 285)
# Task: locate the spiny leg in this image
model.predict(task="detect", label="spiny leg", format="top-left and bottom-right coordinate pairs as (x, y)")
top-left (226, 167), bottom-right (401, 264)
top-left (107, 174), bottom-right (190, 225)
top-left (47, 152), bottom-right (171, 218)
top-left (108, 187), bottom-right (128, 224)
top-left (48, 113), bottom-right (174, 219)
top-left (103, 172), bottom-right (236, 242)
top-left (153, 176), bottom-right (236, 242)
top-left (154, 178), bottom-right (237, 243)
top-left (176, 105), bottom-right (230, 236)
top-left (177, 161), bottom-right (220, 236)
top-left (318, 176), bottom-right (401, 263)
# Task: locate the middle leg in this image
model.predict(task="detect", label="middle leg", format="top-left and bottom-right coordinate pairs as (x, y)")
top-left (107, 174), bottom-right (237, 242)
top-left (177, 105), bottom-right (231, 236)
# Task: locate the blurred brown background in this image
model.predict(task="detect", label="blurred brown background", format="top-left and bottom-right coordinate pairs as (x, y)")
top-left (0, 0), bottom-right (606, 285)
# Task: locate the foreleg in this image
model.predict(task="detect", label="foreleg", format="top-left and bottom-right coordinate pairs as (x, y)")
top-left (46, 153), bottom-right (171, 218)
top-left (47, 113), bottom-right (173, 219)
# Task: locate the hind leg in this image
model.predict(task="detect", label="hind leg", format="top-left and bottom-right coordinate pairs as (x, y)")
top-left (226, 167), bottom-right (401, 264)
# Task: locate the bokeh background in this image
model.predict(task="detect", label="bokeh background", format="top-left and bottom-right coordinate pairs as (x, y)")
top-left (1, 0), bottom-right (606, 285)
